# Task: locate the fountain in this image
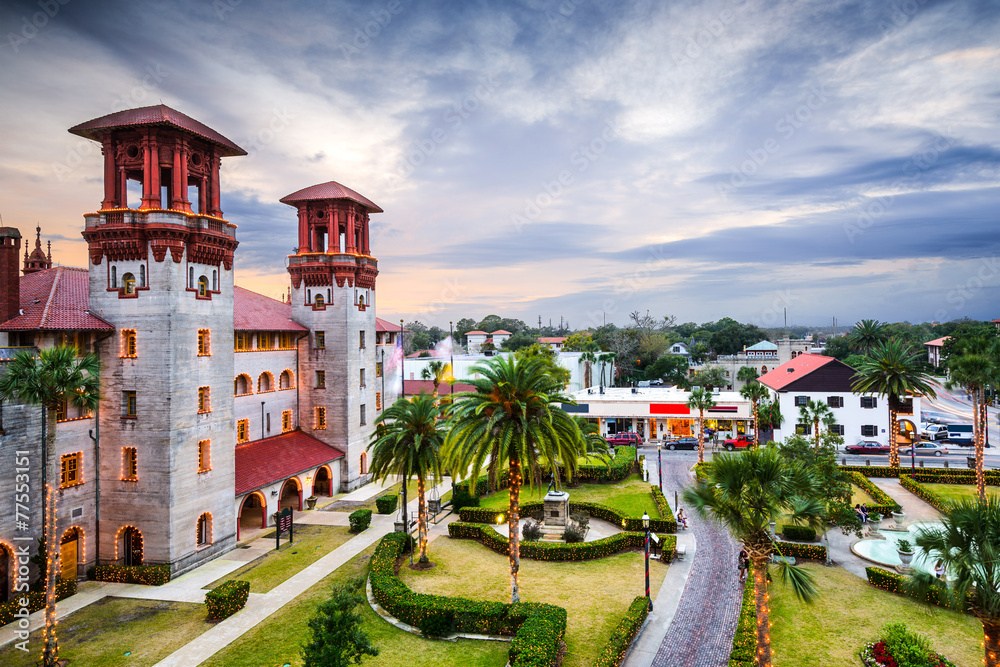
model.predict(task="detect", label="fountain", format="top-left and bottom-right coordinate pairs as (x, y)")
top-left (852, 522), bottom-right (943, 575)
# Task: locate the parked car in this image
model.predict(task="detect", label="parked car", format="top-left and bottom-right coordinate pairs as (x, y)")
top-left (900, 442), bottom-right (949, 457)
top-left (845, 440), bottom-right (891, 455)
top-left (921, 423), bottom-right (949, 440)
top-left (723, 435), bottom-right (753, 451)
top-left (664, 437), bottom-right (699, 450)
top-left (944, 424), bottom-right (974, 445)
top-left (606, 432), bottom-right (642, 447)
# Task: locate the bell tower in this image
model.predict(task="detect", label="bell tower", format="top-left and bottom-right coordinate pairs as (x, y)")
top-left (281, 182), bottom-right (380, 491)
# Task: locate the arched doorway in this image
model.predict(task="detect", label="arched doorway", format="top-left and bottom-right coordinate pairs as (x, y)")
top-left (359, 452), bottom-right (368, 475)
top-left (898, 419), bottom-right (918, 447)
top-left (196, 513), bottom-right (213, 547)
top-left (0, 543), bottom-right (12, 602)
top-left (313, 466), bottom-right (332, 496)
top-left (119, 526), bottom-right (143, 567)
top-left (60, 527), bottom-right (83, 581)
top-left (279, 478), bottom-right (302, 512)
top-left (238, 492), bottom-right (267, 540)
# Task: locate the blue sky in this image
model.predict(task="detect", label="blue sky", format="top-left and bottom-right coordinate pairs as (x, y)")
top-left (1, 0), bottom-right (998, 329)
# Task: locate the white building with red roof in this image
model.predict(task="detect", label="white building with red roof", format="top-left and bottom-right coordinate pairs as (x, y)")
top-left (923, 336), bottom-right (951, 367)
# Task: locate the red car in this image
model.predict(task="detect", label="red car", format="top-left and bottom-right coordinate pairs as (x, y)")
top-left (606, 432), bottom-right (642, 446)
top-left (723, 435), bottom-right (753, 451)
top-left (845, 440), bottom-right (891, 455)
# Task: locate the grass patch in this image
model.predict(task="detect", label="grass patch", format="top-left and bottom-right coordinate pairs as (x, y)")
top-left (202, 544), bottom-right (508, 667)
top-left (919, 482), bottom-right (1000, 506)
top-left (400, 535), bottom-right (663, 667)
top-left (770, 563), bottom-right (982, 667)
top-left (851, 484), bottom-right (876, 506)
top-left (0, 597), bottom-right (207, 667)
top-left (476, 474), bottom-right (661, 519)
top-left (205, 524), bottom-right (351, 593)
top-left (330, 479), bottom-right (425, 513)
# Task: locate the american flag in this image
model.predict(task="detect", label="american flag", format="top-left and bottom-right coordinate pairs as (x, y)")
top-left (387, 331), bottom-right (404, 372)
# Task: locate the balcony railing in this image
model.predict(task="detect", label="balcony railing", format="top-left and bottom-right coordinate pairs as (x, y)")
top-left (84, 209), bottom-right (237, 238)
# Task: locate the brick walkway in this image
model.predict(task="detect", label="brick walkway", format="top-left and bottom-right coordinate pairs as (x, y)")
top-left (651, 461), bottom-right (741, 667)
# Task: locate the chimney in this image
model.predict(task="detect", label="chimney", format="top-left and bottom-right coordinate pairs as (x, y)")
top-left (0, 228), bottom-right (22, 324)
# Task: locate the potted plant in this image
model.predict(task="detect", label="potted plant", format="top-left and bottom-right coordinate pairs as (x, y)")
top-left (869, 513), bottom-right (882, 533)
top-left (891, 510), bottom-right (905, 527)
top-left (305, 495), bottom-right (318, 510)
top-left (896, 538), bottom-right (914, 568)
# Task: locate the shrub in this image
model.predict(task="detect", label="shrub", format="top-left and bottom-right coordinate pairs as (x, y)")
top-left (848, 471), bottom-right (902, 515)
top-left (863, 622), bottom-right (959, 667)
top-left (418, 609), bottom-right (455, 638)
top-left (570, 511), bottom-right (590, 528)
top-left (563, 526), bottom-right (584, 543)
top-left (460, 500), bottom-right (676, 534)
top-left (594, 596), bottom-right (650, 667)
top-left (205, 580), bottom-right (250, 620)
top-left (774, 541), bottom-right (826, 561)
top-left (92, 564), bottom-right (170, 586)
top-left (375, 494), bottom-right (398, 514)
top-left (865, 566), bottom-right (959, 609)
top-left (729, 564), bottom-right (756, 666)
top-left (349, 508), bottom-right (373, 533)
top-left (781, 525), bottom-right (817, 542)
top-left (0, 578), bottom-right (76, 626)
top-left (576, 446), bottom-right (635, 483)
top-left (522, 520), bottom-right (542, 542)
top-left (452, 484), bottom-right (480, 509)
top-left (900, 475), bottom-right (949, 512)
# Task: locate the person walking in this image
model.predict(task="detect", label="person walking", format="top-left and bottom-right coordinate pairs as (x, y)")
top-left (935, 560), bottom-right (946, 582)
top-left (738, 548), bottom-right (749, 582)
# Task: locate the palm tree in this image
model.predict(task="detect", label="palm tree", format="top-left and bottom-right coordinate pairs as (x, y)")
top-left (443, 356), bottom-right (585, 603)
top-left (907, 497), bottom-right (1000, 667)
top-left (737, 365), bottom-right (760, 385)
top-left (740, 381), bottom-right (771, 448)
top-left (683, 448), bottom-right (823, 667)
top-left (580, 342), bottom-right (599, 389)
top-left (598, 351), bottom-right (617, 389)
top-left (847, 319), bottom-right (887, 356)
top-left (0, 345), bottom-right (100, 667)
top-left (851, 339), bottom-right (937, 467)
top-left (687, 387), bottom-right (716, 464)
top-left (419, 360), bottom-right (449, 397)
top-left (368, 394), bottom-right (445, 564)
top-left (757, 400), bottom-right (783, 443)
top-left (797, 399), bottom-right (836, 451)
top-left (945, 338), bottom-right (999, 502)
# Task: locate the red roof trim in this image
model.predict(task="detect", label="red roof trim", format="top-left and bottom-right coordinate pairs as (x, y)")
top-left (279, 181), bottom-right (383, 213)
top-left (68, 105), bottom-right (246, 156)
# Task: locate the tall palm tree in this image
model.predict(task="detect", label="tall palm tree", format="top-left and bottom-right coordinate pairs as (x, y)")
top-left (687, 387), bottom-right (716, 464)
top-left (847, 319), bottom-right (887, 356)
top-left (419, 360), bottom-right (449, 397)
top-left (945, 338), bottom-right (999, 502)
top-left (598, 351), bottom-right (617, 389)
top-left (0, 345), bottom-right (100, 667)
top-left (740, 381), bottom-right (771, 448)
top-left (852, 339), bottom-right (937, 467)
top-left (757, 400), bottom-right (783, 443)
top-left (443, 356), bottom-right (585, 603)
top-left (580, 341), bottom-right (599, 389)
top-left (908, 497), bottom-right (1000, 667)
top-left (737, 365), bottom-right (760, 385)
top-left (368, 394), bottom-right (445, 564)
top-left (683, 448), bottom-right (823, 667)
top-left (797, 399), bottom-right (836, 451)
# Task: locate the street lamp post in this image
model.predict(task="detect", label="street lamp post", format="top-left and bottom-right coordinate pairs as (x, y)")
top-left (657, 444), bottom-right (663, 495)
top-left (642, 511), bottom-right (652, 611)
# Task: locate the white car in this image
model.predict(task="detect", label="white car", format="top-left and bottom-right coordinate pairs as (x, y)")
top-left (920, 424), bottom-right (949, 440)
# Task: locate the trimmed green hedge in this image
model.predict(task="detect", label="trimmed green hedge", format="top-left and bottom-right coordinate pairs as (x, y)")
top-left (370, 533), bottom-right (566, 667)
top-left (840, 465), bottom-right (1000, 482)
top-left (865, 566), bottom-right (964, 610)
top-left (594, 596), bottom-right (649, 667)
top-left (375, 494), bottom-right (398, 514)
top-left (349, 508), bottom-right (373, 532)
top-left (448, 522), bottom-right (676, 563)
top-left (92, 564), bottom-right (170, 585)
top-left (0, 578), bottom-right (76, 627)
top-left (780, 525), bottom-right (817, 542)
top-left (899, 475), bottom-right (948, 511)
top-left (459, 500), bottom-right (676, 534)
top-left (774, 541), bottom-right (826, 561)
top-left (848, 471), bottom-right (902, 516)
top-left (576, 446), bottom-right (636, 483)
top-left (650, 485), bottom-right (671, 524)
top-left (205, 580), bottom-right (250, 620)
top-left (729, 564), bottom-right (756, 666)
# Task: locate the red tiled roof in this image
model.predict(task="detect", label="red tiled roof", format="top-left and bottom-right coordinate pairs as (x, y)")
top-left (538, 337), bottom-right (567, 344)
top-left (235, 430), bottom-right (345, 496)
top-left (233, 286), bottom-right (308, 332)
top-left (924, 336), bottom-right (951, 347)
top-left (492, 330), bottom-right (512, 335)
top-left (68, 105), bottom-right (246, 156)
top-left (376, 317), bottom-right (407, 333)
top-left (0, 267), bottom-right (114, 331)
top-left (279, 181), bottom-right (383, 213)
top-left (404, 379), bottom-right (476, 395)
top-left (758, 354), bottom-right (837, 391)
top-left (465, 330), bottom-right (488, 335)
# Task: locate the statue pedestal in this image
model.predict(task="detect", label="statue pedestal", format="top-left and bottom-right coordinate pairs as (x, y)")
top-left (543, 490), bottom-right (570, 527)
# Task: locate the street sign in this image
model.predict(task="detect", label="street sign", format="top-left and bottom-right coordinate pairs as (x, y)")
top-left (274, 507), bottom-right (294, 551)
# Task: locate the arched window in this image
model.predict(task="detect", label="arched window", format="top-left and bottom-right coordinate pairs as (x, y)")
top-left (139, 265), bottom-right (146, 288)
top-left (360, 452), bottom-right (368, 475)
top-left (196, 513), bottom-right (212, 547)
top-left (212, 269), bottom-right (218, 291)
top-left (118, 526), bottom-right (143, 567)
top-left (111, 266), bottom-right (117, 288)
top-left (761, 366), bottom-right (768, 374)
top-left (279, 370), bottom-right (294, 390)
top-left (258, 372), bottom-right (274, 393)
top-left (315, 294), bottom-right (324, 308)
top-left (122, 273), bottom-right (136, 295)
top-left (234, 374), bottom-right (251, 396)
top-left (197, 275), bottom-right (209, 297)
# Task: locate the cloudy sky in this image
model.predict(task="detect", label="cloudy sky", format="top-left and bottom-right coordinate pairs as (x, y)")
top-left (1, 0), bottom-right (998, 329)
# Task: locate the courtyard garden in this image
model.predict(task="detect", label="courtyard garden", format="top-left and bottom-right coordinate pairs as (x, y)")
top-left (474, 473), bottom-right (661, 520)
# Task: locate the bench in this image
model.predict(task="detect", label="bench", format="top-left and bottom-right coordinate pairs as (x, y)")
top-left (674, 544), bottom-right (687, 561)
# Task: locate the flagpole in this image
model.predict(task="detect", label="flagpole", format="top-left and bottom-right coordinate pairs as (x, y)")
top-left (400, 319), bottom-right (405, 400)
top-left (450, 320), bottom-right (454, 397)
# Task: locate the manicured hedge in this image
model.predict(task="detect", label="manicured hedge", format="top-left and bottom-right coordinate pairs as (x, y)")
top-left (576, 446), bottom-right (636, 483)
top-left (780, 525), bottom-right (817, 542)
top-left (92, 564), bottom-right (170, 585)
top-left (349, 508), bottom-right (373, 532)
top-left (774, 541), bottom-right (826, 561)
top-left (865, 566), bottom-right (966, 610)
top-left (370, 533), bottom-right (566, 667)
top-left (848, 471), bottom-right (902, 516)
top-left (840, 465), bottom-right (1000, 482)
top-left (899, 475), bottom-right (948, 512)
top-left (729, 564), bottom-right (756, 667)
top-left (0, 578), bottom-right (76, 627)
top-left (459, 500), bottom-right (676, 534)
top-left (594, 596), bottom-right (649, 667)
top-left (650, 485), bottom-right (671, 525)
top-left (205, 580), bottom-right (250, 620)
top-left (375, 494), bottom-right (398, 514)
top-left (449, 522), bottom-right (676, 563)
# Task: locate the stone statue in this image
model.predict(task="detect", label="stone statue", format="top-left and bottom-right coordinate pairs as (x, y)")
top-left (547, 473), bottom-right (556, 494)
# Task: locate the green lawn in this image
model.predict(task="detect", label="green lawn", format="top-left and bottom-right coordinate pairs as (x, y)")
top-left (206, 524), bottom-right (352, 593)
top-left (401, 535), bottom-right (664, 667)
top-left (770, 563), bottom-right (982, 667)
top-left (0, 597), bottom-right (208, 667)
top-left (919, 482), bottom-right (1000, 506)
top-left (202, 544), bottom-right (508, 667)
top-left (850, 484), bottom-right (876, 506)
top-left (475, 474), bottom-right (661, 519)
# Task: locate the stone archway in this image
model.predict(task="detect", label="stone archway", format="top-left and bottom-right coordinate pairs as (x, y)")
top-left (60, 527), bottom-right (83, 581)
top-left (313, 466), bottom-right (333, 497)
top-left (280, 478), bottom-right (302, 512)
top-left (238, 492), bottom-right (267, 540)
top-left (118, 526), bottom-right (143, 567)
top-left (0, 543), bottom-right (12, 602)
top-left (897, 419), bottom-right (918, 447)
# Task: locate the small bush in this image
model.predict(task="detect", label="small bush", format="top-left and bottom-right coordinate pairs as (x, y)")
top-left (570, 511), bottom-right (590, 528)
top-left (205, 580), bottom-right (250, 620)
top-left (418, 609), bottom-right (455, 638)
top-left (349, 508), bottom-right (373, 533)
top-left (375, 494), bottom-right (398, 514)
top-left (774, 541), bottom-right (826, 561)
top-left (729, 565), bottom-right (756, 666)
top-left (92, 564), bottom-right (170, 585)
top-left (0, 578), bottom-right (76, 626)
top-left (522, 520), bottom-right (542, 542)
top-left (563, 526), bottom-right (584, 543)
top-left (781, 525), bottom-right (817, 542)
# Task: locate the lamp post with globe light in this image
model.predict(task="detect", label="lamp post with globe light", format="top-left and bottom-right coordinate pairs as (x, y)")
top-left (642, 511), bottom-right (652, 611)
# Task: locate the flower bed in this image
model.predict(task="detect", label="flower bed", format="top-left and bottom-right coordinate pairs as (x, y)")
top-left (448, 522), bottom-right (676, 563)
top-left (859, 623), bottom-right (957, 667)
top-left (593, 596), bottom-right (649, 667)
top-left (205, 580), bottom-right (250, 620)
top-left (849, 471), bottom-right (902, 515)
top-left (728, 564), bottom-right (756, 667)
top-left (92, 564), bottom-right (170, 586)
top-left (459, 500), bottom-right (676, 534)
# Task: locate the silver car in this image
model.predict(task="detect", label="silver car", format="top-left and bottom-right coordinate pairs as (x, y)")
top-left (900, 441), bottom-right (949, 457)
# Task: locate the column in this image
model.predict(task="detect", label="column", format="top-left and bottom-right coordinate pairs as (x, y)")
top-left (209, 153), bottom-right (222, 216)
top-left (178, 141), bottom-right (191, 212)
top-left (361, 213), bottom-right (370, 254)
top-left (297, 207), bottom-right (309, 252)
top-left (199, 176), bottom-right (208, 215)
top-left (345, 209), bottom-right (356, 253)
top-left (147, 135), bottom-right (160, 209)
top-left (101, 139), bottom-right (117, 210)
top-left (171, 139), bottom-right (184, 211)
top-left (140, 137), bottom-right (154, 208)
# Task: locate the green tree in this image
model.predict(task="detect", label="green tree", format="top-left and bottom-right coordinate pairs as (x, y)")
top-left (708, 319), bottom-right (769, 356)
top-left (797, 399), bottom-right (836, 451)
top-left (562, 331), bottom-right (594, 352)
top-left (852, 339), bottom-right (937, 467)
top-left (419, 360), bottom-right (450, 397)
top-left (645, 354), bottom-right (689, 387)
top-left (301, 577), bottom-right (379, 667)
top-left (944, 337), bottom-right (1000, 501)
top-left (598, 351), bottom-right (617, 388)
top-left (580, 341), bottom-right (599, 388)
top-left (0, 345), bottom-right (100, 667)
top-left (757, 399), bottom-right (783, 441)
top-left (690, 341), bottom-right (709, 364)
top-left (500, 331), bottom-right (538, 352)
top-left (691, 366), bottom-right (728, 391)
top-left (686, 387), bottom-right (717, 464)
top-left (740, 381), bottom-right (771, 448)
top-left (683, 448), bottom-right (823, 667)
top-left (369, 395), bottom-right (445, 563)
top-left (847, 319), bottom-right (887, 356)
top-left (443, 356), bottom-right (585, 602)
top-left (822, 335), bottom-right (852, 360)
top-left (455, 317), bottom-right (477, 344)
top-left (908, 497), bottom-right (1000, 667)
top-left (736, 366), bottom-right (760, 384)
top-left (514, 343), bottom-right (570, 386)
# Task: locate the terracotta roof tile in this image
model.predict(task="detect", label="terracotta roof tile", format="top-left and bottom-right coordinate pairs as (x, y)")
top-left (538, 337), bottom-right (567, 344)
top-left (68, 105), bottom-right (246, 156)
top-left (0, 267), bottom-right (114, 331)
top-left (491, 330), bottom-right (512, 335)
top-left (279, 181), bottom-right (383, 212)
top-left (404, 379), bottom-right (476, 395)
top-left (465, 330), bottom-right (488, 335)
top-left (758, 354), bottom-right (836, 391)
top-left (233, 286), bottom-right (308, 332)
top-left (376, 317), bottom-right (407, 332)
top-left (235, 430), bottom-right (345, 496)
top-left (924, 336), bottom-right (951, 347)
